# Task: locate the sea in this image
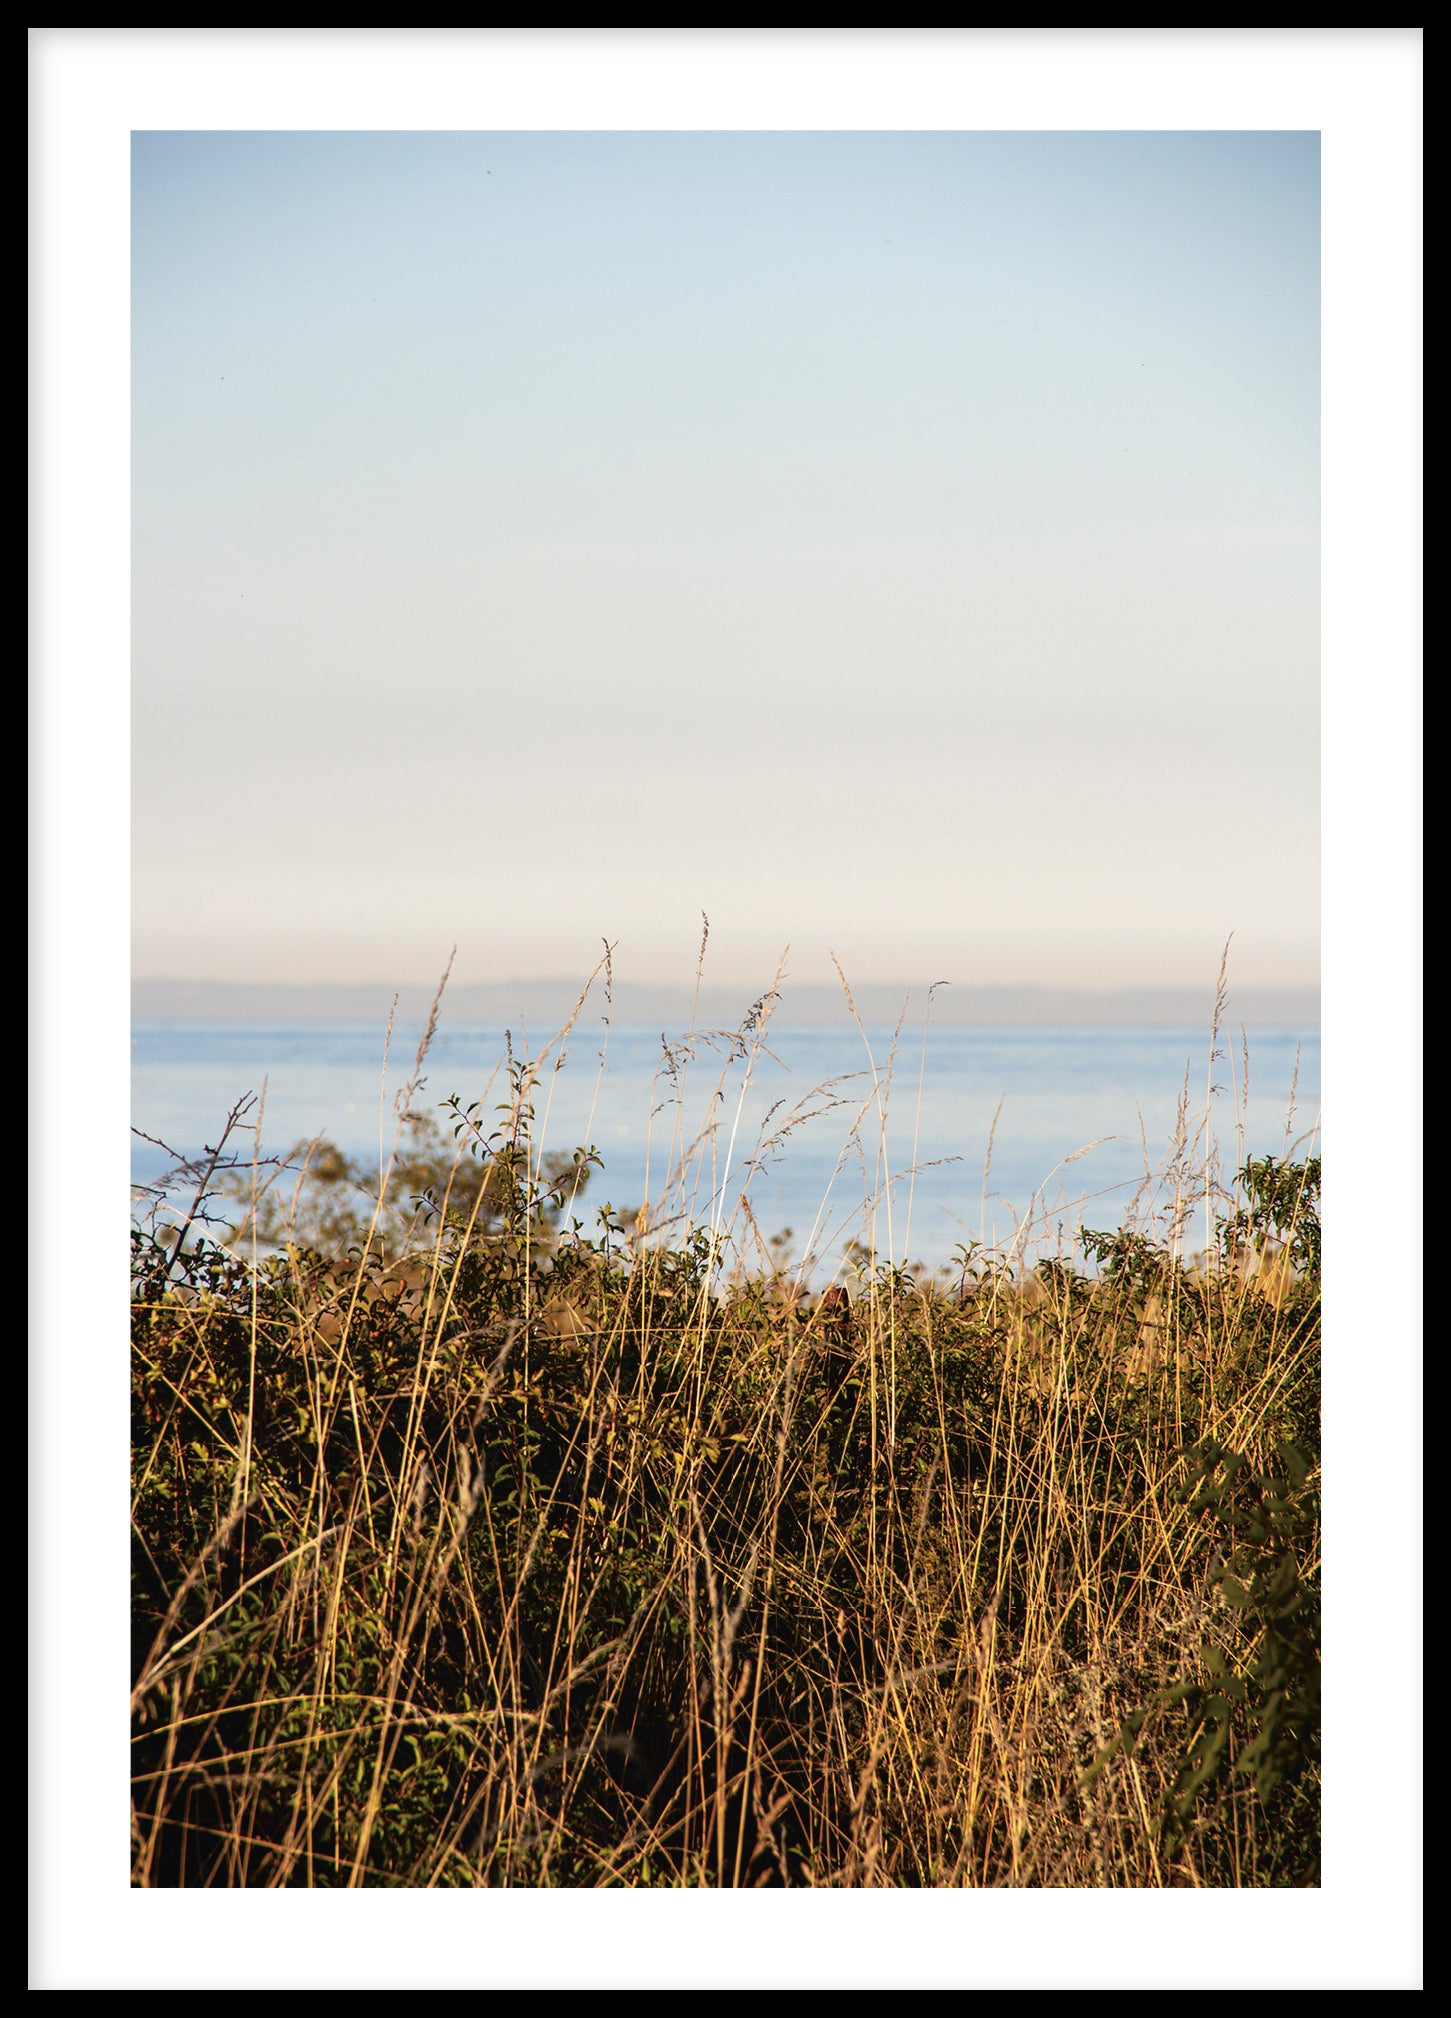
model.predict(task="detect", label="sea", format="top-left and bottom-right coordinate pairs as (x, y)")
top-left (131, 1015), bottom-right (1320, 1282)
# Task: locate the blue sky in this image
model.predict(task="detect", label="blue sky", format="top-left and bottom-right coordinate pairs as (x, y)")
top-left (132, 128), bottom-right (1320, 998)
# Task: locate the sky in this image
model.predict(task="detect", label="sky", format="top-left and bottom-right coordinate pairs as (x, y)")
top-left (131, 126), bottom-right (1321, 1001)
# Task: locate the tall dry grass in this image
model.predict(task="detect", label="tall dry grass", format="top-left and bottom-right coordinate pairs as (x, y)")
top-left (131, 951), bottom-right (1320, 1887)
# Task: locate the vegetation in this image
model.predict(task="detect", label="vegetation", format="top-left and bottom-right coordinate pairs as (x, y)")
top-left (131, 973), bottom-right (1320, 1888)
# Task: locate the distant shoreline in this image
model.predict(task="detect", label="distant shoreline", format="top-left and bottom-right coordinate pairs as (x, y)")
top-left (132, 976), bottom-right (1320, 1031)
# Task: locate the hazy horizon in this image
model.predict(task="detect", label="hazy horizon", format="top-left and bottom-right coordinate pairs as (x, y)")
top-left (131, 968), bottom-right (1319, 1032)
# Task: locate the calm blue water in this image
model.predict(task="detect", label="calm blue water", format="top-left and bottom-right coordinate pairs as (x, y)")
top-left (132, 1019), bottom-right (1320, 1279)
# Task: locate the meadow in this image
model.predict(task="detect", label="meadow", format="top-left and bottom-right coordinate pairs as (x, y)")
top-left (130, 962), bottom-right (1320, 1888)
